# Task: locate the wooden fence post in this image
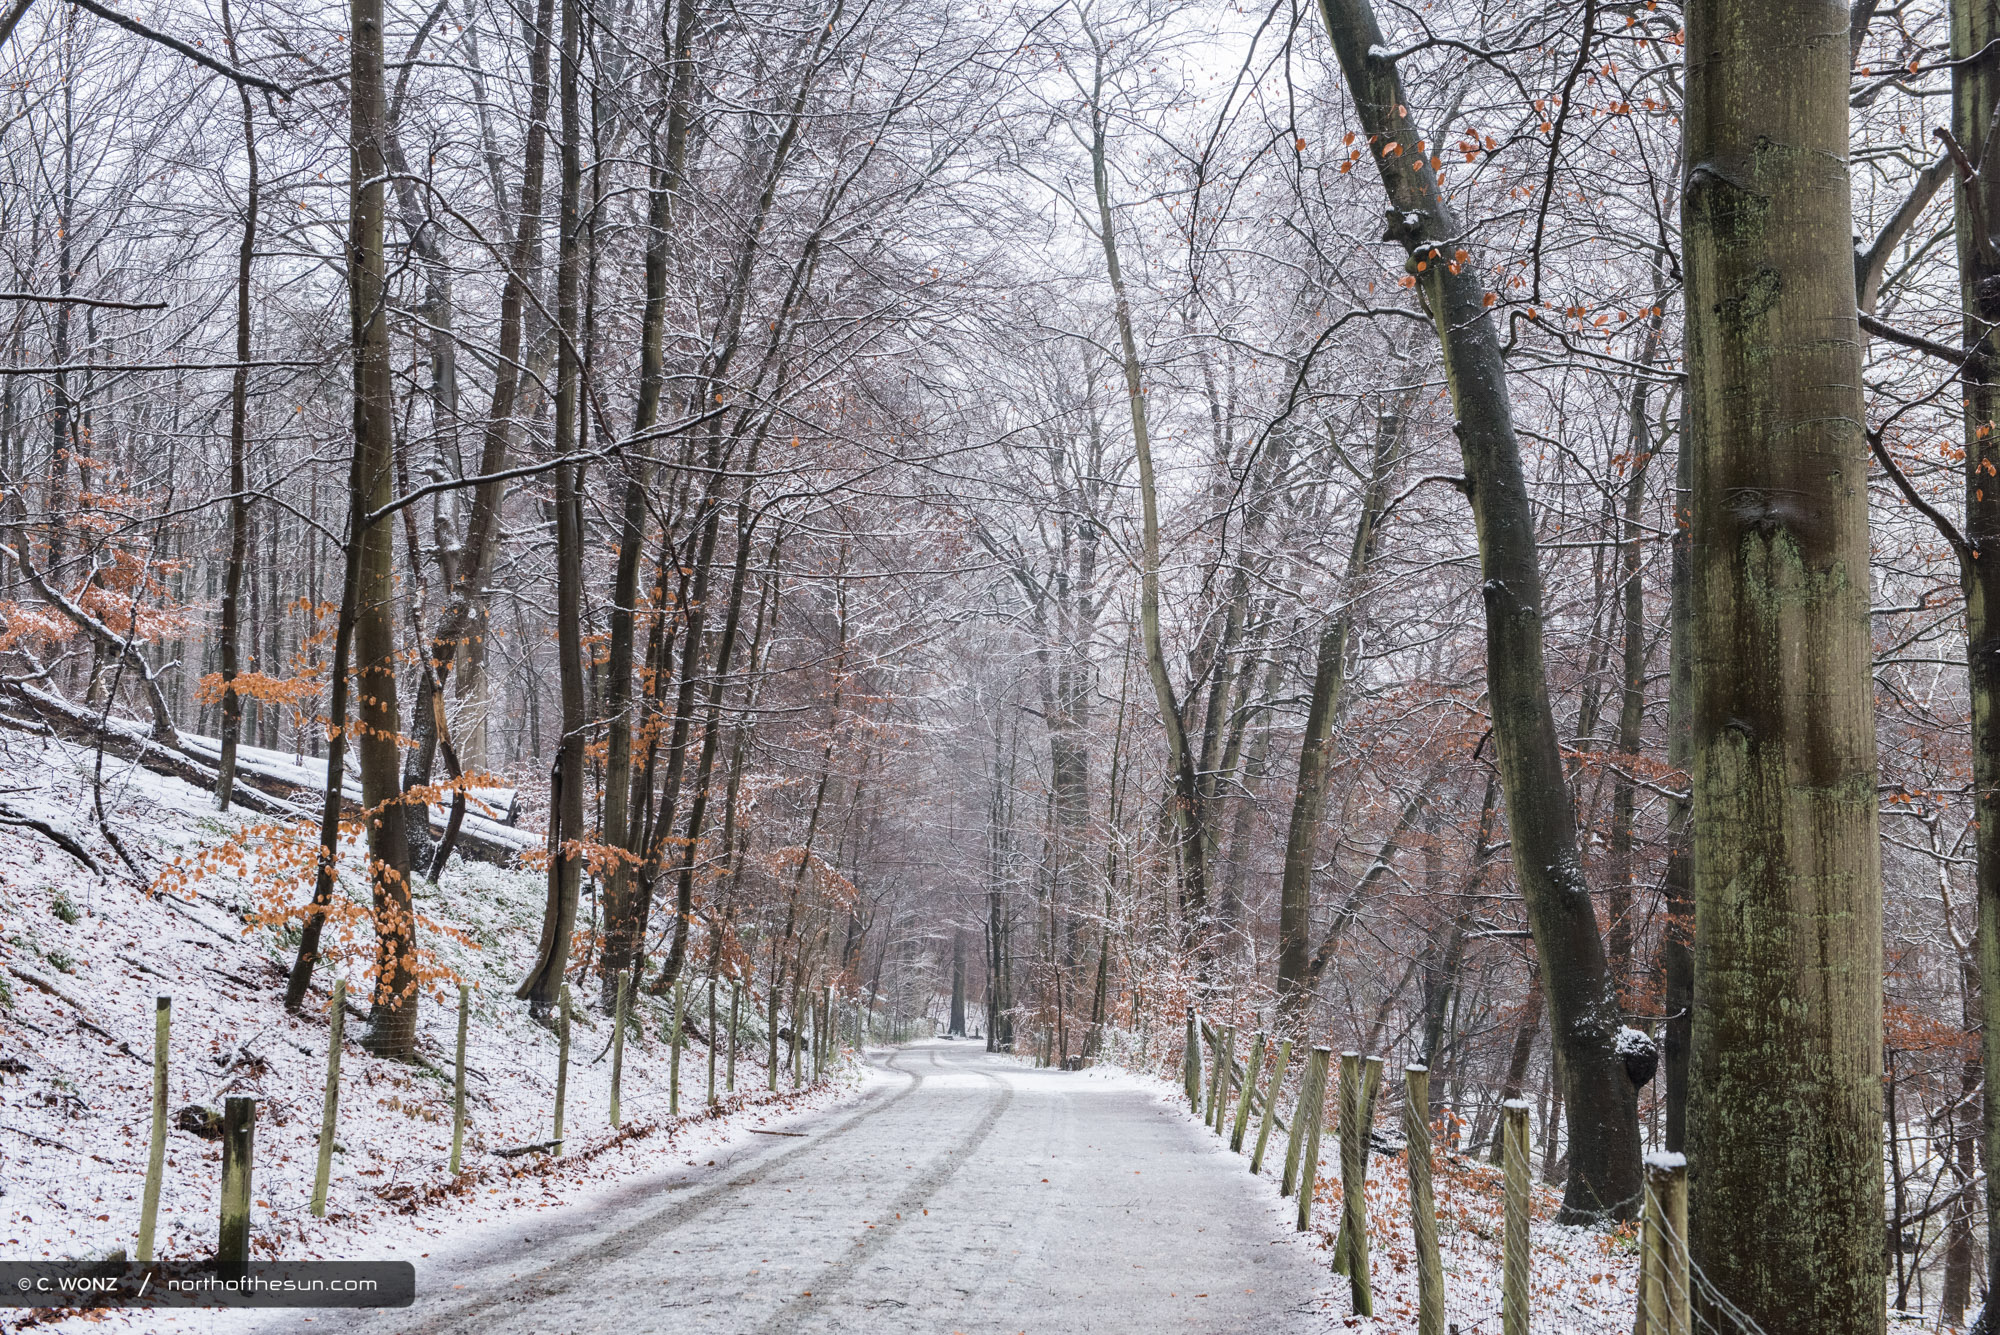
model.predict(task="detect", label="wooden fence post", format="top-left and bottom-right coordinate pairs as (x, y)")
top-left (1295, 1047), bottom-right (1333, 1232)
top-left (1335, 1054), bottom-right (1382, 1313)
top-left (811, 987), bottom-right (826, 1084)
top-left (553, 983), bottom-right (572, 1154)
top-left (1501, 1099), bottom-right (1532, 1335)
top-left (1213, 1026), bottom-right (1235, 1134)
top-left (1639, 1152), bottom-right (1689, 1335)
top-left (788, 982), bottom-right (803, 1084)
top-left (310, 978), bottom-right (345, 1217)
top-left (1403, 1066), bottom-right (1443, 1335)
top-left (670, 974), bottom-right (685, 1113)
top-left (610, 969), bottom-right (630, 1129)
top-left (1230, 1032), bottom-right (1265, 1152)
top-left (1280, 1042), bottom-right (1317, 1196)
top-left (217, 1095), bottom-right (255, 1267)
top-left (1250, 1038), bottom-right (1293, 1175)
top-left (137, 994), bottom-right (169, 1263)
top-left (1664, 1156), bottom-right (1689, 1335)
top-left (449, 983), bottom-right (469, 1173)
top-left (1636, 1161), bottom-right (1661, 1335)
top-left (1183, 1007), bottom-right (1202, 1111)
top-left (708, 976), bottom-right (721, 1104)
top-left (1202, 1022), bottom-right (1223, 1124)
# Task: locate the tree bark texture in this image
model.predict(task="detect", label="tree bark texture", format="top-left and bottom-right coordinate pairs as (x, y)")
top-left (1683, 2), bottom-right (1886, 1329)
top-left (350, 0), bottom-right (418, 1057)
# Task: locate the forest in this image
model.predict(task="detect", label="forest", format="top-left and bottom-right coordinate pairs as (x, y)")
top-left (0, 0), bottom-right (1976, 1329)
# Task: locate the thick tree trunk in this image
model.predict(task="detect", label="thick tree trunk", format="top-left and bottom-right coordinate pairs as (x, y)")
top-left (1315, 0), bottom-right (1641, 1222)
top-left (350, 0), bottom-right (417, 1058)
top-left (1683, 2), bottom-right (1885, 1329)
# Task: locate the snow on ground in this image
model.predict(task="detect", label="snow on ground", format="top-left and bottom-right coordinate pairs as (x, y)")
top-left (1092, 1040), bottom-right (1642, 1334)
top-left (0, 725), bottom-right (862, 1330)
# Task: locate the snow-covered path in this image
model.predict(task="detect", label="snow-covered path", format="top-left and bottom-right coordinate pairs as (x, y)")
top-left (260, 1038), bottom-right (1326, 1334)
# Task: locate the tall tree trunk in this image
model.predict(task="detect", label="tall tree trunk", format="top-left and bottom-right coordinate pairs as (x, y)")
top-left (1660, 419), bottom-right (1695, 1152)
top-left (649, 433), bottom-right (771, 996)
top-left (597, 0), bottom-right (698, 1006)
top-left (280, 485), bottom-right (364, 1013)
top-left (1086, 74), bottom-right (1204, 945)
top-left (350, 0), bottom-right (417, 1057)
top-left (46, 9), bottom-right (74, 583)
top-left (402, 0), bottom-right (555, 796)
top-left (215, 2), bottom-right (258, 812)
top-left (1604, 296), bottom-right (1666, 991)
top-left (1948, 0), bottom-right (2000, 1312)
top-left (1315, 0), bottom-right (1641, 1223)
top-left (517, 0), bottom-right (588, 1015)
top-left (1275, 393), bottom-right (1405, 1025)
top-left (1683, 1), bottom-right (1885, 1329)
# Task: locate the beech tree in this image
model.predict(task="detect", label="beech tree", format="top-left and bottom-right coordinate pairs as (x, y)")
top-left (1683, 0), bottom-right (1885, 1328)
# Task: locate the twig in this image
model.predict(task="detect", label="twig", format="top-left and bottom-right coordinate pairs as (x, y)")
top-left (0, 292), bottom-right (165, 310)
top-left (159, 894), bottom-right (241, 941)
top-left (115, 953), bottom-right (169, 979)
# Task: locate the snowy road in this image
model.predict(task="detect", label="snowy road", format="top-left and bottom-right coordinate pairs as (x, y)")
top-left (273, 1039), bottom-right (1325, 1334)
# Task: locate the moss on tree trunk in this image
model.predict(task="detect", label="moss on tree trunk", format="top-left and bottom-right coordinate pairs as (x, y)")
top-left (1682, 2), bottom-right (1885, 1329)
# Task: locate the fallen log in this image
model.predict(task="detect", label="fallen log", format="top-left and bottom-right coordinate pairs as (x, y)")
top-left (490, 1139), bottom-right (562, 1159)
top-left (3, 682), bottom-right (529, 866)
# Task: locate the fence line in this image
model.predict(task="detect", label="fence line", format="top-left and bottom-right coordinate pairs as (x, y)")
top-left (1176, 1014), bottom-right (1697, 1335)
top-left (123, 978), bottom-right (854, 1262)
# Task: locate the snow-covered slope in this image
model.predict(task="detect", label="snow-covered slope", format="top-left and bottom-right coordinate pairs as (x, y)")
top-left (0, 724), bottom-right (858, 1310)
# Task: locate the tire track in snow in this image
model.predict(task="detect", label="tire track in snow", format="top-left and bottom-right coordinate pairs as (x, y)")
top-left (379, 1048), bottom-right (929, 1335)
top-left (750, 1063), bottom-right (1014, 1335)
